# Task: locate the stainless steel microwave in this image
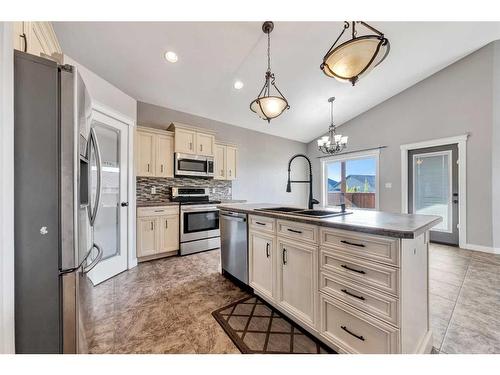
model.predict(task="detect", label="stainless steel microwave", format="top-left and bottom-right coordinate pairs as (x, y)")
top-left (174, 152), bottom-right (214, 178)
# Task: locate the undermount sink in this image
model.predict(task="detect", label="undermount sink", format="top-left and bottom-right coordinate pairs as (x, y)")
top-left (255, 207), bottom-right (351, 218)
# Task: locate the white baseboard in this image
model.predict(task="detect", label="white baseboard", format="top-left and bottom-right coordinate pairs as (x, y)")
top-left (463, 243), bottom-right (500, 255)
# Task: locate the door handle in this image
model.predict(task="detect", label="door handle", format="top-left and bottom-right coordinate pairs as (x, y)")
top-left (266, 243), bottom-right (270, 258)
top-left (121, 202), bottom-right (129, 207)
top-left (165, 219), bottom-right (168, 229)
top-left (161, 164), bottom-right (164, 173)
top-left (453, 199), bottom-right (459, 204)
top-left (282, 248), bottom-right (287, 265)
top-left (20, 32), bottom-right (27, 52)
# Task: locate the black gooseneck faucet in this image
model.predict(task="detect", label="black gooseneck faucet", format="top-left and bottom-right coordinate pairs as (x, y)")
top-left (286, 154), bottom-right (319, 210)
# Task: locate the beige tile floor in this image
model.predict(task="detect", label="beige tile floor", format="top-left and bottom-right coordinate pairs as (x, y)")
top-left (429, 244), bottom-right (500, 353)
top-left (82, 244), bottom-right (500, 354)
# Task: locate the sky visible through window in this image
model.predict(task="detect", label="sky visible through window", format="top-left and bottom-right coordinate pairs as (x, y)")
top-left (327, 157), bottom-right (376, 182)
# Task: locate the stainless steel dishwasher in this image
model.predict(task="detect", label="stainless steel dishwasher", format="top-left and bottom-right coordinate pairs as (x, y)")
top-left (220, 210), bottom-right (248, 285)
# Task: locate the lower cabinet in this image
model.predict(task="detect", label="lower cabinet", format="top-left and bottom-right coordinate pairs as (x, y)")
top-left (277, 238), bottom-right (317, 328)
top-left (248, 230), bottom-right (275, 300)
top-left (137, 206), bottom-right (179, 260)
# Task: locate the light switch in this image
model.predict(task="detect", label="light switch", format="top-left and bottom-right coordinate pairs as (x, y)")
top-left (385, 182), bottom-right (392, 189)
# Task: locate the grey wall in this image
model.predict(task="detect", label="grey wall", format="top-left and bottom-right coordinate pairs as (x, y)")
top-left (307, 42), bottom-right (497, 248)
top-left (137, 102), bottom-right (309, 206)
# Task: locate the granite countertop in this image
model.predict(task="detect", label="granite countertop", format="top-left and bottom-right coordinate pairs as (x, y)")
top-left (219, 199), bottom-right (247, 204)
top-left (217, 203), bottom-right (442, 239)
top-left (136, 201), bottom-right (180, 208)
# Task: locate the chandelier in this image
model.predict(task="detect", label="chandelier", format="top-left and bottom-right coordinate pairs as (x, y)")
top-left (317, 97), bottom-right (348, 155)
top-left (320, 21), bottom-right (390, 86)
top-left (250, 21), bottom-right (290, 123)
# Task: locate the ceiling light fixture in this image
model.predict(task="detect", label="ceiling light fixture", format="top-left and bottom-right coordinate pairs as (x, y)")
top-left (234, 80), bottom-right (244, 90)
top-left (317, 97), bottom-right (348, 155)
top-left (164, 51), bottom-right (178, 63)
top-left (320, 21), bottom-right (390, 86)
top-left (250, 21), bottom-right (290, 123)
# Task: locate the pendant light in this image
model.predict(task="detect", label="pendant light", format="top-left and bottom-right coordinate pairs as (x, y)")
top-left (320, 21), bottom-right (390, 86)
top-left (317, 97), bottom-right (348, 155)
top-left (250, 21), bottom-right (290, 123)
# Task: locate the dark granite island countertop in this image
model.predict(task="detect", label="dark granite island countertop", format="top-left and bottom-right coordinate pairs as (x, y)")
top-left (217, 203), bottom-right (442, 239)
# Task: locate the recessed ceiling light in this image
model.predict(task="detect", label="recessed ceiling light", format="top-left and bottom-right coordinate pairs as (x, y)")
top-left (164, 51), bottom-right (178, 63)
top-left (234, 80), bottom-right (244, 90)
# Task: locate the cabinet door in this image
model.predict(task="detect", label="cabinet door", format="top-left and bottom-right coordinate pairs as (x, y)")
top-left (249, 231), bottom-right (275, 300)
top-left (277, 239), bottom-right (317, 327)
top-left (156, 135), bottom-right (174, 177)
top-left (137, 217), bottom-right (158, 258)
top-left (214, 144), bottom-right (226, 180)
top-left (159, 214), bottom-right (179, 253)
top-left (174, 129), bottom-right (196, 154)
top-left (136, 131), bottom-right (155, 176)
top-left (226, 146), bottom-right (237, 180)
top-left (196, 132), bottom-right (215, 156)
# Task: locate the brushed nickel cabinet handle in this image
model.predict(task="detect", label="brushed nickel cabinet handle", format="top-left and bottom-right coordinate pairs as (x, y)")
top-left (282, 248), bottom-right (287, 265)
top-left (266, 243), bottom-right (270, 258)
top-left (341, 325), bottom-right (365, 341)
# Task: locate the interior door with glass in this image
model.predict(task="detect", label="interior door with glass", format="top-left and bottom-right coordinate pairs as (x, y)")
top-left (408, 144), bottom-right (459, 245)
top-left (87, 110), bottom-right (129, 285)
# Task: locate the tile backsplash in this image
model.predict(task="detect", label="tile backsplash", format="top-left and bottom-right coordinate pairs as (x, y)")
top-left (136, 177), bottom-right (232, 202)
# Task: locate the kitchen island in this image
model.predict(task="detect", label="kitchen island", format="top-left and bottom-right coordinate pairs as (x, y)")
top-left (218, 203), bottom-right (441, 354)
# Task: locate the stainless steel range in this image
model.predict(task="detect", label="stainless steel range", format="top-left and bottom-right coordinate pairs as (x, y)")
top-left (172, 187), bottom-right (221, 256)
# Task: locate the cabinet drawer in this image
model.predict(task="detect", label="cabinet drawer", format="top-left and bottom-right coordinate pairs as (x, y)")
top-left (320, 294), bottom-right (399, 354)
top-left (320, 249), bottom-right (399, 296)
top-left (277, 220), bottom-right (318, 245)
top-left (249, 215), bottom-right (275, 233)
top-left (320, 228), bottom-right (399, 267)
top-left (137, 206), bottom-right (179, 218)
top-left (320, 272), bottom-right (399, 327)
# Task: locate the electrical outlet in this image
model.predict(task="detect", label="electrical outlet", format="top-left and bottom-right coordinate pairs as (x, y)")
top-left (151, 186), bottom-right (157, 194)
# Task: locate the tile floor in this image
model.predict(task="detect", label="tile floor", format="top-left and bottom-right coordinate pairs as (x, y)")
top-left (82, 244), bottom-right (500, 354)
top-left (429, 244), bottom-right (500, 353)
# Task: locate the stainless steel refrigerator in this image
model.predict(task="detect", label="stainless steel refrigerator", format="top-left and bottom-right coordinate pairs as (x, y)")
top-left (14, 51), bottom-right (103, 353)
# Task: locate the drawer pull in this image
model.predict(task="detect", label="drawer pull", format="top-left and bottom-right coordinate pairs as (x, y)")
top-left (266, 243), bottom-right (270, 258)
top-left (255, 221), bottom-right (267, 226)
top-left (282, 248), bottom-right (287, 265)
top-left (287, 228), bottom-right (303, 234)
top-left (341, 325), bottom-right (365, 341)
top-left (154, 210), bottom-right (165, 212)
top-left (341, 289), bottom-right (365, 301)
top-left (340, 240), bottom-right (365, 247)
top-left (341, 264), bottom-right (366, 274)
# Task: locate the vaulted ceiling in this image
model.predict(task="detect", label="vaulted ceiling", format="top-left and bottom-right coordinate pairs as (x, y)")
top-left (53, 22), bottom-right (500, 142)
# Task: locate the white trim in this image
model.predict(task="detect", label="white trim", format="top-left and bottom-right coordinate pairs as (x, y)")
top-left (401, 134), bottom-right (468, 248)
top-left (463, 243), bottom-right (500, 255)
top-left (320, 149), bottom-right (380, 210)
top-left (91, 101), bottom-right (137, 271)
top-left (0, 22), bottom-right (15, 354)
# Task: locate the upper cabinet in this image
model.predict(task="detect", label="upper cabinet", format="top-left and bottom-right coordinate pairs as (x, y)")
top-left (13, 22), bottom-right (62, 60)
top-left (169, 122), bottom-right (215, 157)
top-left (215, 142), bottom-right (238, 180)
top-left (135, 127), bottom-right (174, 178)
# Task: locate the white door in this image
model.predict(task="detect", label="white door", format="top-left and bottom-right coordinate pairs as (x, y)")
top-left (249, 231), bottom-right (274, 299)
top-left (87, 110), bottom-right (129, 285)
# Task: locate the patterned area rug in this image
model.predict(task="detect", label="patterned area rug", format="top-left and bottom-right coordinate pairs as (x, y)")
top-left (212, 295), bottom-right (334, 354)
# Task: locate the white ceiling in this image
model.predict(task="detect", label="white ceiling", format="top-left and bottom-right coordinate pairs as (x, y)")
top-left (53, 22), bottom-right (500, 143)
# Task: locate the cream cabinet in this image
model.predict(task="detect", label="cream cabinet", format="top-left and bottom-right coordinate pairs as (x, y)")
top-left (135, 127), bottom-right (174, 178)
top-left (196, 132), bottom-right (215, 156)
top-left (247, 215), bottom-right (432, 354)
top-left (249, 230), bottom-right (275, 300)
top-left (174, 128), bottom-right (196, 154)
top-left (137, 206), bottom-right (179, 260)
top-left (214, 142), bottom-right (238, 180)
top-left (169, 122), bottom-right (216, 157)
top-left (137, 217), bottom-right (158, 258)
top-left (277, 238), bottom-right (317, 328)
top-left (13, 22), bottom-right (62, 59)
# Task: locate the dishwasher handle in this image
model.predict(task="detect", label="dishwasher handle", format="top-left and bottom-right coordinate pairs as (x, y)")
top-left (220, 213), bottom-right (247, 223)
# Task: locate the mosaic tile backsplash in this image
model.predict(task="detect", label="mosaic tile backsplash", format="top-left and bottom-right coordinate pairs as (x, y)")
top-left (136, 177), bottom-right (232, 202)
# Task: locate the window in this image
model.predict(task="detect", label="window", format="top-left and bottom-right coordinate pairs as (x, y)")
top-left (322, 150), bottom-right (379, 209)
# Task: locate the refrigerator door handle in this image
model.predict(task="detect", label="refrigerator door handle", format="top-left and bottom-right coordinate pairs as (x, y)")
top-left (82, 243), bottom-right (103, 274)
top-left (87, 127), bottom-right (102, 226)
